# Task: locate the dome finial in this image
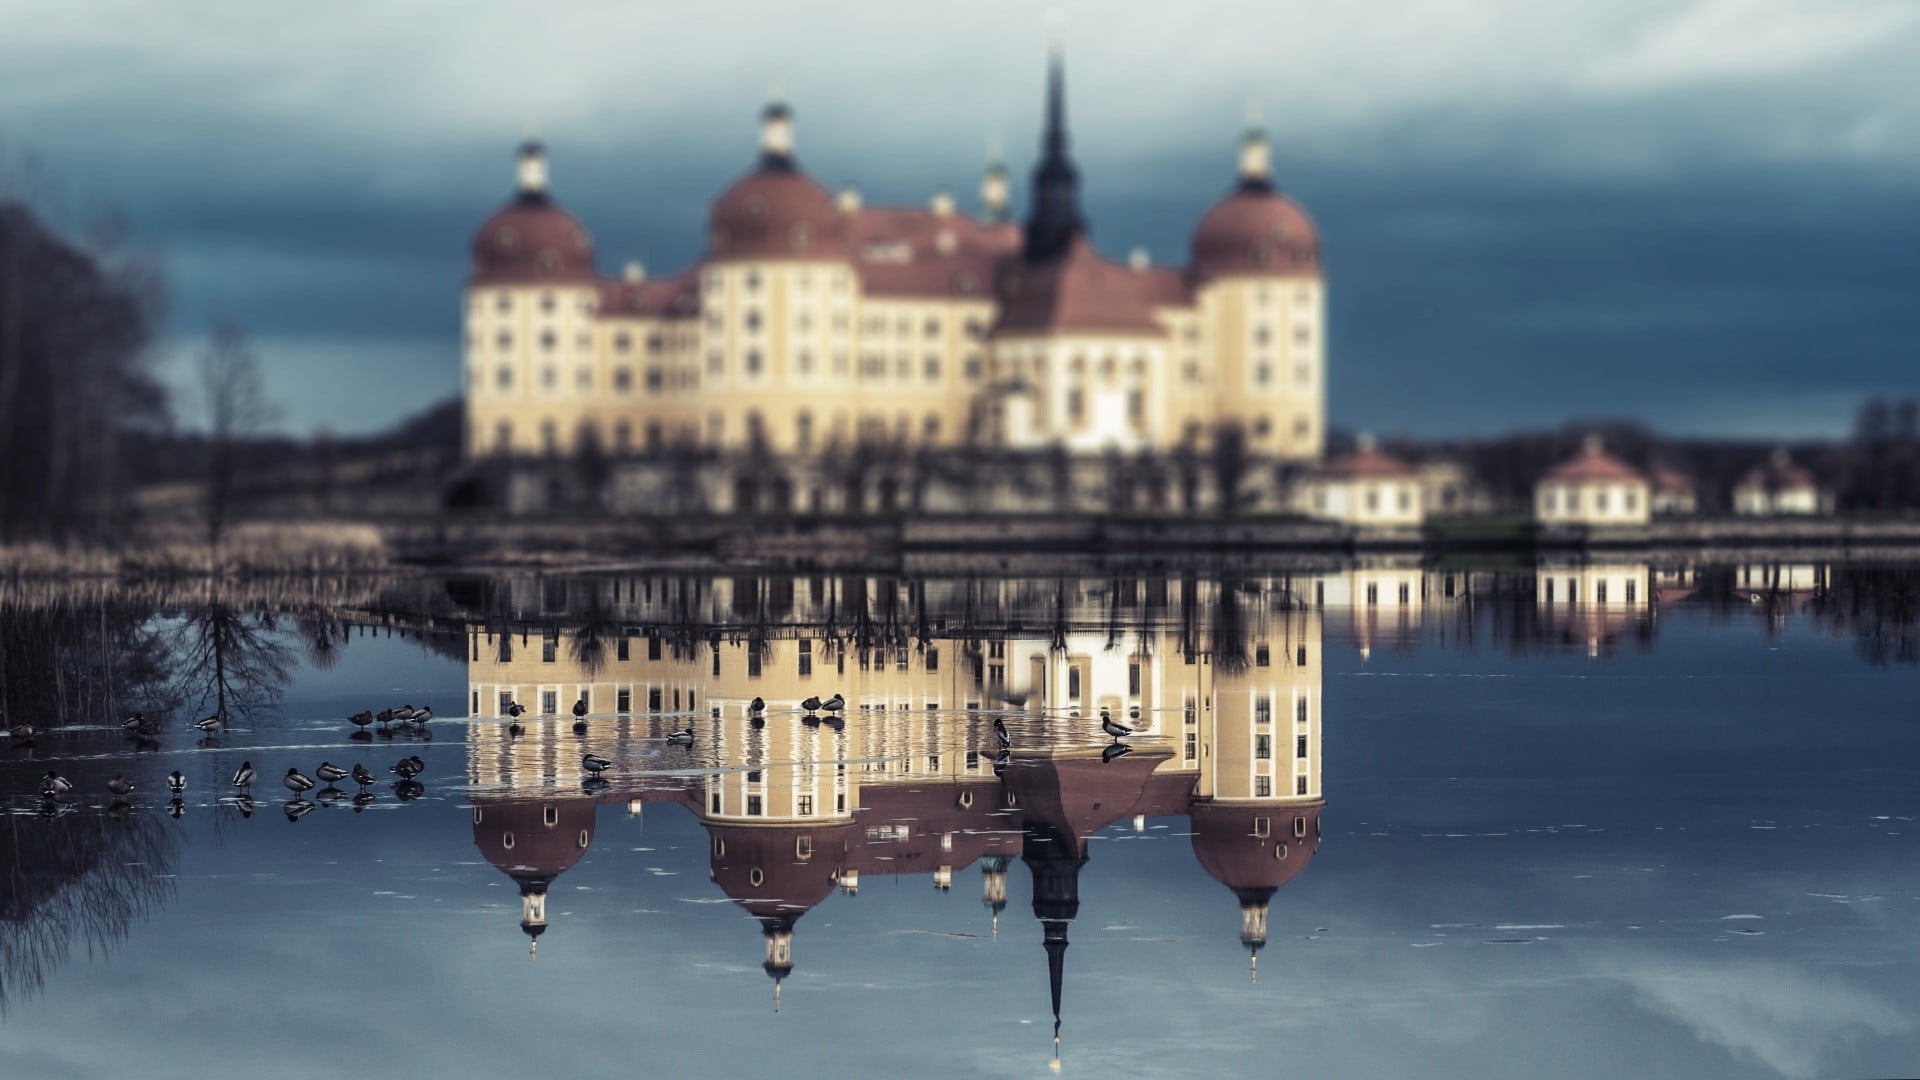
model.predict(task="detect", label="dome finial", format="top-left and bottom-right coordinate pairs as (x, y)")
top-left (981, 135), bottom-right (1011, 223)
top-left (760, 86), bottom-right (795, 169)
top-left (515, 137), bottom-right (550, 199)
top-left (1237, 105), bottom-right (1272, 192)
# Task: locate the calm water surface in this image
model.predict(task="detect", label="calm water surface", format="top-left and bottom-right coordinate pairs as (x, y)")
top-left (2, 564), bottom-right (1917, 1078)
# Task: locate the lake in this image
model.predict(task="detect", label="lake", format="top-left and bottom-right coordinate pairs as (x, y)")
top-left (2, 560), bottom-right (1916, 1078)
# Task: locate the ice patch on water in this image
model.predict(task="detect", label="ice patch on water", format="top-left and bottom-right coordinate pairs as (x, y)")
top-left (1721, 914), bottom-right (1763, 920)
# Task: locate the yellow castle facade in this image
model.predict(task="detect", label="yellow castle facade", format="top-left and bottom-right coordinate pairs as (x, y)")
top-left (462, 47), bottom-right (1326, 466)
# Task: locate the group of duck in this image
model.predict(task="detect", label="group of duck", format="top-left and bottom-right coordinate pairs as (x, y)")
top-left (345, 705), bottom-right (434, 740)
top-left (7, 710), bottom-right (223, 754)
top-left (30, 754), bottom-right (431, 821)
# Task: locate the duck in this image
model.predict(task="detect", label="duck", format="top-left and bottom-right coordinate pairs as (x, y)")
top-left (749, 696), bottom-right (766, 714)
top-left (508, 720), bottom-right (525, 738)
top-left (1100, 714), bottom-right (1133, 742)
top-left (315, 762), bottom-right (349, 786)
top-left (167, 798), bottom-right (186, 819)
top-left (581, 753), bottom-right (612, 779)
top-left (231, 761), bottom-right (256, 790)
top-left (411, 706), bottom-right (433, 726)
top-left (393, 705), bottom-right (416, 723)
top-left (121, 712), bottom-right (148, 732)
top-left (1101, 742), bottom-right (1134, 764)
top-left (167, 770), bottom-right (187, 794)
top-left (393, 779), bottom-right (424, 802)
top-left (993, 718), bottom-right (1012, 750)
top-left (283, 768), bottom-right (316, 797)
top-left (39, 770), bottom-right (72, 799)
top-left (348, 710), bottom-right (374, 730)
top-left (390, 756), bottom-right (423, 780)
top-left (666, 726), bottom-right (695, 745)
top-left (800, 695), bottom-right (822, 713)
top-left (106, 775), bottom-right (136, 798)
top-left (822, 693), bottom-right (846, 713)
top-left (572, 717), bottom-right (587, 736)
top-left (193, 714), bottom-right (221, 733)
top-left (352, 791), bottom-right (376, 812)
top-left (506, 701), bottom-right (525, 718)
top-left (232, 794), bottom-right (256, 818)
top-left (284, 799), bottom-right (316, 821)
top-left (573, 697), bottom-right (589, 720)
top-left (351, 763), bottom-right (377, 789)
top-left (10, 722), bottom-right (35, 744)
top-left (992, 748), bottom-right (1012, 778)
top-left (375, 708), bottom-right (395, 730)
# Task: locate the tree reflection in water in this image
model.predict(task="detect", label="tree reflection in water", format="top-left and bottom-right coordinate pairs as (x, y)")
top-left (166, 590), bottom-right (296, 726)
top-left (0, 808), bottom-right (178, 1011)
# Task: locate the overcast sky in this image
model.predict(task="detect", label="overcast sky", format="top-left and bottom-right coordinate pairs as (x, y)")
top-left (2, 0), bottom-right (1917, 438)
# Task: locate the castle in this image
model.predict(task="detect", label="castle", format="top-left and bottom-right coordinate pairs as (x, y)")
top-left (462, 46), bottom-right (1326, 469)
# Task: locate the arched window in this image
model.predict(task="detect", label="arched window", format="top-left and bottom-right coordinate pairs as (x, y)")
top-left (543, 805), bottom-right (559, 827)
top-left (502, 832), bottom-right (516, 850)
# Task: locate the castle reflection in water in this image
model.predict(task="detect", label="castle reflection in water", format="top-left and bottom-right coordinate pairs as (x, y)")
top-left (454, 557), bottom-right (1834, 1024)
top-left (463, 574), bottom-right (1325, 1032)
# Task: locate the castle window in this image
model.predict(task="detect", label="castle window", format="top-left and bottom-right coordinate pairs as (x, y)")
top-left (1255, 776), bottom-right (1272, 797)
top-left (496, 331), bottom-right (512, 350)
top-left (746, 350), bottom-right (763, 376)
top-left (614, 421), bottom-right (632, 454)
top-left (747, 796), bottom-right (763, 817)
top-left (497, 366), bottom-right (513, 390)
top-left (538, 253), bottom-right (557, 274)
top-left (745, 309), bottom-right (762, 332)
top-left (707, 351), bottom-right (723, 376)
top-left (646, 332), bottom-right (663, 355)
top-left (1253, 325), bottom-right (1271, 346)
top-left (540, 366), bottom-right (556, 390)
top-left (539, 292), bottom-right (555, 313)
top-left (539, 420), bottom-right (557, 454)
top-left (964, 354), bottom-right (981, 380)
top-left (798, 350), bottom-right (814, 376)
top-left (576, 367), bottom-right (591, 391)
top-left (544, 805), bottom-right (559, 827)
top-left (924, 317), bottom-right (941, 338)
top-left (745, 270), bottom-right (762, 290)
top-left (495, 293), bottom-right (512, 313)
top-left (1254, 416), bottom-right (1272, 438)
top-left (1066, 388), bottom-right (1085, 425)
top-left (1255, 363), bottom-right (1271, 386)
top-left (614, 332), bottom-right (631, 353)
top-left (1297, 776), bottom-right (1309, 795)
top-left (539, 330), bottom-right (556, 351)
top-left (798, 795), bottom-right (814, 817)
top-left (796, 835), bottom-right (814, 858)
top-left (502, 832), bottom-right (516, 850)
top-left (1254, 816), bottom-right (1271, 837)
top-left (924, 355), bottom-right (940, 381)
top-left (494, 420), bottom-right (513, 450)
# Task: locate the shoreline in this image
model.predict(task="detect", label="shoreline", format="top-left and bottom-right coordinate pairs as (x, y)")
top-left (10, 513), bottom-right (1920, 580)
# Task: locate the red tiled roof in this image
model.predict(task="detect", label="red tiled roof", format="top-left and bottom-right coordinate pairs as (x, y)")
top-left (705, 820), bottom-right (855, 920)
top-left (595, 272), bottom-right (699, 318)
top-left (709, 166), bottom-right (850, 260)
top-left (992, 237), bottom-right (1171, 336)
top-left (1542, 444), bottom-right (1645, 484)
top-left (1189, 803), bottom-right (1320, 892)
top-left (471, 795), bottom-right (597, 881)
top-left (1737, 452), bottom-right (1818, 492)
top-left (844, 206), bottom-right (1016, 299)
top-left (1648, 463), bottom-right (1696, 494)
top-left (1317, 444), bottom-right (1417, 480)
top-left (469, 196), bottom-right (596, 286)
top-left (1190, 187), bottom-right (1320, 279)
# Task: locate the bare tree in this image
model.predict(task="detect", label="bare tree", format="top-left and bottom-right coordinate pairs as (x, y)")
top-left (197, 314), bottom-right (277, 545)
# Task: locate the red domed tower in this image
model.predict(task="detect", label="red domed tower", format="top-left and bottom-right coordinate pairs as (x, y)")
top-left (471, 795), bottom-right (600, 957)
top-left (1189, 802), bottom-right (1322, 979)
top-left (1186, 114), bottom-right (1327, 460)
top-left (462, 139), bottom-right (603, 457)
top-left (704, 820), bottom-right (855, 1011)
top-left (706, 100), bottom-right (850, 262)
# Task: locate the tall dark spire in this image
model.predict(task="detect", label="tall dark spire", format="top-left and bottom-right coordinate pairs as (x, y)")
top-left (1022, 42), bottom-right (1085, 262)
